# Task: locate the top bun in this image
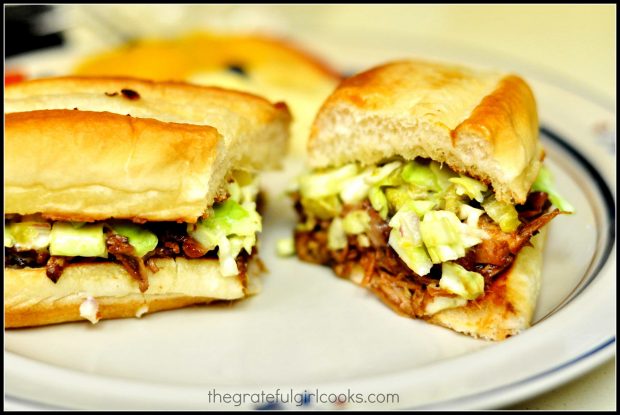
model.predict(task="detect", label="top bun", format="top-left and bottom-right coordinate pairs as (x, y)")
top-left (5, 77), bottom-right (291, 222)
top-left (307, 60), bottom-right (542, 204)
top-left (5, 76), bottom-right (291, 171)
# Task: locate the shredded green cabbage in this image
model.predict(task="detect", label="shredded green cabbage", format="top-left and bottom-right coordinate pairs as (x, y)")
top-left (300, 195), bottom-right (342, 220)
top-left (110, 222), bottom-right (158, 257)
top-left (482, 196), bottom-right (521, 233)
top-left (430, 162), bottom-right (458, 190)
top-left (419, 210), bottom-right (485, 264)
top-left (401, 161), bottom-right (437, 190)
top-left (439, 262), bottom-right (484, 300)
top-left (187, 174), bottom-right (262, 276)
top-left (449, 176), bottom-right (488, 203)
top-left (387, 205), bottom-right (433, 275)
top-left (327, 217), bottom-right (347, 250)
top-left (296, 158), bottom-right (570, 281)
top-left (342, 210), bottom-right (371, 235)
top-left (368, 186), bottom-right (389, 219)
top-left (276, 237), bottom-right (296, 257)
top-left (299, 163), bottom-right (359, 199)
top-left (188, 198), bottom-right (261, 276)
top-left (425, 295), bottom-right (468, 314)
top-left (4, 221), bottom-right (51, 250)
top-left (532, 165), bottom-right (575, 213)
top-left (49, 222), bottom-right (107, 258)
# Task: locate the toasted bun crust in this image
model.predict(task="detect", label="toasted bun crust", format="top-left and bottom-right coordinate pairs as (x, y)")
top-left (347, 227), bottom-right (547, 341)
top-left (308, 60), bottom-right (542, 204)
top-left (5, 257), bottom-right (262, 328)
top-left (6, 110), bottom-right (226, 222)
top-left (5, 76), bottom-right (291, 171)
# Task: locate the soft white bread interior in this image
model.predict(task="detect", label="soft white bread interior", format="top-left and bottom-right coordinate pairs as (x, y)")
top-left (347, 227), bottom-right (547, 341)
top-left (6, 110), bottom-right (227, 222)
top-left (308, 60), bottom-right (542, 204)
top-left (5, 76), bottom-right (291, 171)
top-left (5, 257), bottom-right (263, 328)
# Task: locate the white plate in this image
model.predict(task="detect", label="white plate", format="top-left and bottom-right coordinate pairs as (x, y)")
top-left (4, 43), bottom-right (616, 410)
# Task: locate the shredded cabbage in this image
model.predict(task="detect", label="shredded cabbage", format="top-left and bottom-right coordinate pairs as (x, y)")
top-left (300, 195), bottom-right (342, 220)
top-left (4, 221), bottom-right (51, 250)
top-left (532, 165), bottom-right (575, 213)
top-left (425, 295), bottom-right (468, 314)
top-left (340, 170), bottom-right (372, 204)
top-left (368, 161), bottom-right (403, 184)
top-left (49, 222), bottom-right (107, 258)
top-left (388, 205), bottom-right (433, 275)
top-left (342, 210), bottom-right (371, 235)
top-left (440, 262), bottom-right (484, 300)
top-left (419, 210), bottom-right (485, 264)
top-left (4, 228), bottom-right (14, 248)
top-left (110, 222), bottom-right (158, 257)
top-left (459, 204), bottom-right (485, 228)
top-left (188, 174), bottom-right (262, 276)
top-left (430, 162), bottom-right (458, 190)
top-left (449, 176), bottom-right (488, 203)
top-left (299, 164), bottom-right (359, 199)
top-left (295, 159), bottom-right (531, 278)
top-left (482, 196), bottom-right (521, 233)
top-left (327, 217), bottom-right (347, 250)
top-left (368, 186), bottom-right (389, 219)
top-left (401, 161), bottom-right (437, 190)
top-left (276, 237), bottom-right (296, 257)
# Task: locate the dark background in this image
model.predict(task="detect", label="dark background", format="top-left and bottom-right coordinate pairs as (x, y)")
top-left (5, 5), bottom-right (64, 57)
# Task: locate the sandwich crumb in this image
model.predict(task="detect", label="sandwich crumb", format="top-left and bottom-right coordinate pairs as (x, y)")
top-left (135, 304), bottom-right (149, 318)
top-left (79, 296), bottom-right (101, 324)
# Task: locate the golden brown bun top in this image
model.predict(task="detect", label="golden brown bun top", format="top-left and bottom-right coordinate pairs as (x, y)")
top-left (308, 60), bottom-right (542, 204)
top-left (5, 110), bottom-right (227, 222)
top-left (5, 76), bottom-right (291, 170)
top-left (5, 77), bottom-right (291, 221)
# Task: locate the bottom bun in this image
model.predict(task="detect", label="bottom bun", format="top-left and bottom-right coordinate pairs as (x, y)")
top-left (347, 227), bottom-right (548, 341)
top-left (5, 256), bottom-right (263, 328)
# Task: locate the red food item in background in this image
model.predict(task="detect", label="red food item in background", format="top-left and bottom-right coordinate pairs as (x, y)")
top-left (5, 70), bottom-right (26, 85)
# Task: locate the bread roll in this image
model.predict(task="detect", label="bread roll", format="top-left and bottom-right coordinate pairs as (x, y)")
top-left (5, 76), bottom-right (292, 171)
top-left (5, 256), bottom-right (263, 328)
top-left (295, 59), bottom-right (558, 340)
top-left (308, 60), bottom-right (542, 204)
top-left (4, 77), bottom-right (284, 327)
top-left (6, 110), bottom-right (226, 222)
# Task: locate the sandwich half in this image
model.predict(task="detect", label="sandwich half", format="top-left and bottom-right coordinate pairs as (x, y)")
top-left (293, 60), bottom-right (572, 340)
top-left (5, 76), bottom-right (291, 328)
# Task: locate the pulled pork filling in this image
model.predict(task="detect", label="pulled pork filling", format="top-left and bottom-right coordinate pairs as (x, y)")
top-left (293, 159), bottom-right (571, 316)
top-left (4, 171), bottom-right (262, 292)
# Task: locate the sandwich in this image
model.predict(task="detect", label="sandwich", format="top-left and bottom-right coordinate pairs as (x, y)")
top-left (293, 60), bottom-right (572, 340)
top-left (72, 31), bottom-right (342, 157)
top-left (4, 76), bottom-right (291, 328)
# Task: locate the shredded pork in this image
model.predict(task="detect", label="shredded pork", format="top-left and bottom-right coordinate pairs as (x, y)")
top-left (294, 192), bottom-right (560, 316)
